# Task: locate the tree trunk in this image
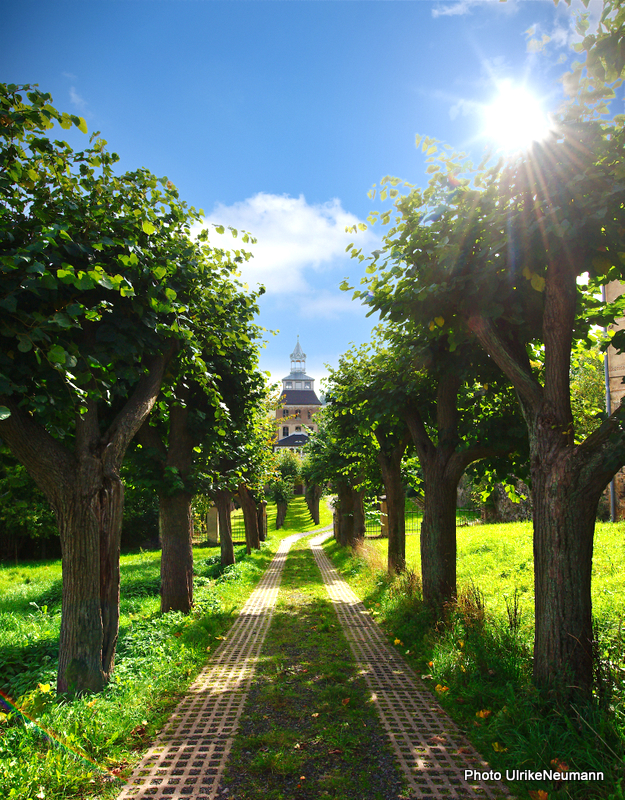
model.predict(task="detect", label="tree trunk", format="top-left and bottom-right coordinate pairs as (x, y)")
top-left (305, 483), bottom-right (322, 525)
top-left (137, 399), bottom-right (196, 615)
top-left (529, 418), bottom-right (605, 695)
top-left (215, 489), bottom-right (235, 566)
top-left (351, 487), bottom-right (366, 545)
top-left (376, 432), bottom-right (410, 574)
top-left (257, 500), bottom-right (267, 542)
top-left (335, 484), bottom-right (353, 546)
top-left (238, 483), bottom-right (260, 554)
top-left (57, 471), bottom-right (123, 694)
top-left (276, 501), bottom-right (288, 529)
top-left (420, 458), bottom-right (460, 613)
top-left (159, 491), bottom-right (194, 613)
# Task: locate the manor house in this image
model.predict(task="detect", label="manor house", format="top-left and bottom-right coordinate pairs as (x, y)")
top-left (274, 338), bottom-right (321, 452)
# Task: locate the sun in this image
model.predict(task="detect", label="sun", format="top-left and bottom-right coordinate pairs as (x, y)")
top-left (483, 82), bottom-right (552, 153)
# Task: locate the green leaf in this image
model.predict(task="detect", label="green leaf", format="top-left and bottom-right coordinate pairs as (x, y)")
top-left (17, 337), bottom-right (32, 352)
top-left (77, 116), bottom-right (88, 134)
top-left (48, 345), bottom-right (67, 365)
top-left (0, 407), bottom-right (10, 421)
top-left (142, 220), bottom-right (156, 235)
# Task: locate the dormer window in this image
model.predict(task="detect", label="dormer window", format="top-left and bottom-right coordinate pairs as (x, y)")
top-left (286, 382), bottom-right (292, 389)
top-left (304, 382), bottom-right (311, 389)
top-left (295, 381), bottom-right (302, 389)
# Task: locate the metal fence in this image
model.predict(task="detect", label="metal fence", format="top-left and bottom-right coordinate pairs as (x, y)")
top-left (364, 505), bottom-right (480, 538)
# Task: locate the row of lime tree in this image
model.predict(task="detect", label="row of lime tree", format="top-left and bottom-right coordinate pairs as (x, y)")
top-left (0, 84), bottom-right (289, 697)
top-left (303, 0), bottom-right (625, 701)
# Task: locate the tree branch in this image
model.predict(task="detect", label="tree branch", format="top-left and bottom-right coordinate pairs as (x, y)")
top-left (402, 402), bottom-right (434, 463)
top-left (467, 314), bottom-right (543, 411)
top-left (102, 344), bottom-right (177, 475)
top-left (0, 398), bottom-right (76, 508)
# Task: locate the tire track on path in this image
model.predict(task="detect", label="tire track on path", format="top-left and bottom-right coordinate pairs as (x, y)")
top-left (310, 531), bottom-right (511, 800)
top-left (118, 532), bottom-right (309, 800)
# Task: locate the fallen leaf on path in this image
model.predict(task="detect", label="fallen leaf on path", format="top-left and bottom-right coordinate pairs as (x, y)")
top-left (328, 748), bottom-right (343, 755)
top-left (455, 747), bottom-right (472, 754)
top-left (428, 735), bottom-right (447, 745)
top-left (341, 697), bottom-right (350, 705)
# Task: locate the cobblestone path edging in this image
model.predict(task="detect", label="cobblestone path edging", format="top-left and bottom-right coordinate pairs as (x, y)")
top-left (310, 531), bottom-right (511, 799)
top-left (118, 532), bottom-right (309, 800)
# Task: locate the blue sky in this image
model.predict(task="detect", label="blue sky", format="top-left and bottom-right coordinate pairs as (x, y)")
top-left (3, 0), bottom-right (598, 387)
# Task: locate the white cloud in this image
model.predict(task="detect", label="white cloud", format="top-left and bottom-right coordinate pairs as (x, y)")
top-left (199, 192), bottom-right (379, 297)
top-left (449, 97), bottom-right (479, 120)
top-left (432, 0), bottom-right (521, 18)
top-left (69, 87), bottom-right (87, 111)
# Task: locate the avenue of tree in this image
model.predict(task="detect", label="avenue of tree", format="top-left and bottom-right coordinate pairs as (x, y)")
top-left (0, 84), bottom-right (275, 693)
top-left (334, 0), bottom-right (625, 695)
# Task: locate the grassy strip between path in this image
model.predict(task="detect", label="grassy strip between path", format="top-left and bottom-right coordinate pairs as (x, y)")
top-left (221, 532), bottom-right (407, 800)
top-left (0, 497), bottom-right (331, 800)
top-left (323, 527), bottom-right (625, 800)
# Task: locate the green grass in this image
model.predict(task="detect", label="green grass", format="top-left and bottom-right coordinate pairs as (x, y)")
top-left (0, 497), bottom-right (332, 800)
top-left (324, 521), bottom-right (625, 800)
top-left (221, 532), bottom-right (405, 800)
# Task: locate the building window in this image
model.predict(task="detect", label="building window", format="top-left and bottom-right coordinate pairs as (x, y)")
top-left (305, 382), bottom-right (311, 389)
top-left (286, 382), bottom-right (292, 388)
top-left (295, 381), bottom-right (302, 389)
top-left (307, 410), bottom-right (311, 419)
top-left (283, 409), bottom-right (289, 417)
top-left (295, 426), bottom-right (301, 432)
top-left (295, 409), bottom-right (301, 418)
top-left (282, 426), bottom-right (288, 437)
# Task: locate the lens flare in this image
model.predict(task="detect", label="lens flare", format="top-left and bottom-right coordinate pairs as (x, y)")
top-left (484, 82), bottom-right (552, 152)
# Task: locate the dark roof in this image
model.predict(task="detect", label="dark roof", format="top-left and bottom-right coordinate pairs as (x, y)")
top-left (275, 432), bottom-right (310, 448)
top-left (281, 373), bottom-right (315, 381)
top-left (280, 389), bottom-right (321, 406)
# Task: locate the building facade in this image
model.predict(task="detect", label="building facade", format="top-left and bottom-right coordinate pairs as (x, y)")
top-left (274, 338), bottom-right (322, 452)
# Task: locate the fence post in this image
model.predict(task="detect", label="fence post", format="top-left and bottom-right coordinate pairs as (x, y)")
top-left (379, 495), bottom-right (388, 538)
top-left (206, 505), bottom-right (219, 547)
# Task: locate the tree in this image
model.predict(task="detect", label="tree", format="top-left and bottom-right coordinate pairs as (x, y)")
top-left (268, 449), bottom-right (301, 529)
top-left (0, 85), bottom-right (248, 692)
top-left (323, 341), bottom-right (412, 574)
top-left (325, 333), bottom-right (525, 599)
top-left (135, 282), bottom-right (264, 612)
top-left (349, 6), bottom-right (625, 690)
top-left (304, 405), bottom-right (379, 547)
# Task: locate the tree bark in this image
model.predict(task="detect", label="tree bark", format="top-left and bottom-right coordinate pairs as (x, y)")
top-left (215, 488), bottom-right (235, 566)
top-left (238, 483), bottom-right (260, 554)
top-left (419, 456), bottom-right (462, 611)
top-left (257, 500), bottom-right (267, 542)
top-left (335, 483), bottom-right (364, 547)
top-left (335, 484), bottom-right (353, 547)
top-left (351, 487), bottom-right (366, 545)
top-left (375, 432), bottom-right (411, 574)
top-left (137, 398), bottom-right (195, 615)
top-left (304, 482), bottom-right (322, 525)
top-left (158, 491), bottom-right (194, 613)
top-left (276, 501), bottom-right (288, 529)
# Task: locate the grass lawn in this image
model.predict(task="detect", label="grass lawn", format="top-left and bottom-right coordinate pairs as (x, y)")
top-left (325, 521), bottom-right (625, 800)
top-left (0, 496), bottom-right (332, 800)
